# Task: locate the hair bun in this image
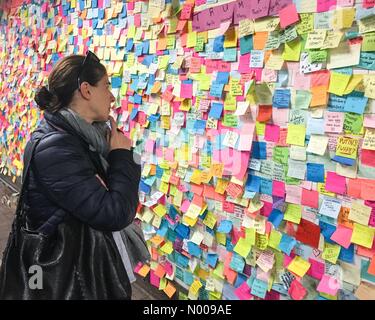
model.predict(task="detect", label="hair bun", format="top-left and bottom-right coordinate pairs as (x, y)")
top-left (34, 86), bottom-right (58, 111)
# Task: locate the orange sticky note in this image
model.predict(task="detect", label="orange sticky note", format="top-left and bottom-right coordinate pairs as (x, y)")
top-left (310, 86), bottom-right (328, 107)
top-left (163, 281), bottom-right (177, 298)
top-left (253, 32), bottom-right (268, 50)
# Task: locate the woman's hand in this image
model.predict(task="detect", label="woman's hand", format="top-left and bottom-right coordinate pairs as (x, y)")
top-left (109, 116), bottom-right (132, 151)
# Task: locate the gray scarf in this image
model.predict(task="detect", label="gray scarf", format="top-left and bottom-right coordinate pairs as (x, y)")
top-left (58, 108), bottom-right (150, 282)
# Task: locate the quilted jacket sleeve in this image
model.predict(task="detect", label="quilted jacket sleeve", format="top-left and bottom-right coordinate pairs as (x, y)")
top-left (31, 132), bottom-right (141, 232)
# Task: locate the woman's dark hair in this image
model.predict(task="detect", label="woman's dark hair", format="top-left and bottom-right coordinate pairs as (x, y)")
top-left (34, 54), bottom-right (107, 112)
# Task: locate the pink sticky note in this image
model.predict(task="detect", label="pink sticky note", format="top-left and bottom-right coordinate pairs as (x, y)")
top-left (285, 185), bottom-right (302, 204)
top-left (180, 200), bottom-right (191, 213)
top-left (233, 150), bottom-right (251, 180)
top-left (279, 4), bottom-right (299, 28)
top-left (317, 274), bottom-right (340, 296)
top-left (164, 148), bottom-right (174, 161)
top-left (150, 270), bottom-right (160, 288)
top-left (234, 281), bottom-right (253, 300)
top-left (317, 0), bottom-right (337, 12)
top-left (265, 124), bottom-right (280, 142)
top-left (261, 201), bottom-right (273, 217)
top-left (272, 180), bottom-right (285, 197)
top-left (325, 172), bottom-right (346, 195)
top-left (238, 54), bottom-right (252, 74)
top-left (145, 140), bottom-right (155, 153)
top-left (180, 83), bottom-right (193, 98)
top-left (133, 262), bottom-right (143, 273)
top-left (330, 225), bottom-right (353, 249)
top-left (301, 188), bottom-right (319, 209)
top-left (307, 258), bottom-right (325, 280)
top-left (324, 112), bottom-right (344, 133)
top-left (364, 114), bottom-right (375, 128)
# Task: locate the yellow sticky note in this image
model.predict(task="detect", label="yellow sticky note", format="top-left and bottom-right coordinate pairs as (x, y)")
top-left (328, 72), bottom-right (351, 96)
top-left (305, 30), bottom-right (327, 49)
top-left (287, 256), bottom-right (311, 277)
top-left (160, 241), bottom-right (174, 254)
top-left (185, 203), bottom-right (202, 219)
top-left (332, 8), bottom-right (355, 29)
top-left (186, 31), bottom-right (197, 48)
top-left (224, 27), bottom-right (237, 48)
top-left (322, 242), bottom-right (341, 264)
top-left (233, 237), bottom-right (252, 258)
top-left (348, 202), bottom-right (372, 226)
top-left (229, 78), bottom-right (243, 96)
top-left (344, 74), bottom-right (363, 95)
top-left (216, 232), bottom-right (226, 245)
top-left (190, 169), bottom-right (202, 185)
top-left (335, 136), bottom-right (359, 160)
top-left (203, 211), bottom-right (217, 229)
top-left (284, 204), bottom-right (302, 224)
top-left (286, 124), bottom-right (306, 146)
top-left (153, 204), bottom-right (167, 217)
top-left (215, 178), bottom-right (229, 194)
top-left (265, 52), bottom-right (284, 70)
top-left (351, 223), bottom-right (375, 249)
top-left (245, 227), bottom-right (256, 246)
top-left (268, 230), bottom-right (282, 250)
top-left (363, 128), bottom-right (375, 151)
top-left (256, 121), bottom-right (266, 136)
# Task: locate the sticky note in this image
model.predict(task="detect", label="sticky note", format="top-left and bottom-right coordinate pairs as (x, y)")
top-left (319, 197), bottom-right (342, 219)
top-left (279, 4), bottom-right (300, 29)
top-left (322, 242), bottom-right (341, 264)
top-left (330, 225), bottom-right (353, 249)
top-left (286, 124), bottom-right (306, 146)
top-left (349, 202), bottom-right (372, 226)
top-left (328, 72), bottom-right (351, 96)
top-left (287, 256), bottom-right (311, 278)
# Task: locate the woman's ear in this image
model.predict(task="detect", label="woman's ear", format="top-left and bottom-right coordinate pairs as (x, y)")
top-left (79, 82), bottom-right (91, 100)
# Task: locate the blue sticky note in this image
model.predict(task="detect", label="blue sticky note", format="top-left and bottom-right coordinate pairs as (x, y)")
top-left (209, 102), bottom-right (224, 119)
top-left (194, 119), bottom-right (206, 134)
top-left (252, 141), bottom-right (267, 159)
top-left (306, 163), bottom-right (325, 182)
top-left (213, 35), bottom-right (225, 52)
top-left (206, 253), bottom-right (218, 268)
top-left (251, 278), bottom-right (268, 299)
top-left (217, 220), bottom-right (233, 233)
top-left (175, 223), bottom-right (190, 239)
top-left (216, 72), bottom-right (230, 84)
top-left (279, 234), bottom-right (297, 256)
top-left (142, 55), bottom-right (154, 66)
top-left (126, 38), bottom-right (134, 51)
top-left (240, 35), bottom-right (253, 55)
top-left (139, 180), bottom-right (151, 194)
top-left (223, 48), bottom-right (237, 62)
top-left (111, 76), bottom-right (122, 88)
top-left (328, 94), bottom-right (346, 112)
top-left (273, 89), bottom-right (290, 108)
top-left (148, 114), bottom-right (160, 122)
top-left (229, 253), bottom-right (245, 273)
top-left (234, 273), bottom-right (247, 288)
top-left (156, 220), bottom-right (168, 237)
top-left (187, 241), bottom-right (202, 258)
top-left (344, 94), bottom-right (368, 114)
top-left (129, 107), bottom-right (138, 120)
top-left (246, 174), bottom-right (261, 192)
top-left (169, 205), bottom-right (179, 220)
top-left (210, 82), bottom-right (224, 98)
top-left (319, 221), bottom-right (336, 243)
top-left (175, 252), bottom-right (189, 268)
top-left (268, 209), bottom-right (284, 228)
top-left (306, 118), bottom-right (325, 135)
top-left (338, 244), bottom-right (354, 263)
top-left (332, 155), bottom-right (356, 166)
top-left (260, 178), bottom-right (273, 196)
top-left (358, 52), bottom-right (375, 70)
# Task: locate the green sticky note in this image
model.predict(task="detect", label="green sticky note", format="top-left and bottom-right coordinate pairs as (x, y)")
top-left (222, 114), bottom-right (238, 127)
top-left (343, 112), bottom-right (364, 134)
top-left (273, 147), bottom-right (289, 165)
top-left (308, 49), bottom-right (328, 62)
top-left (362, 32), bottom-right (375, 52)
top-left (284, 203), bottom-right (302, 224)
top-left (295, 90), bottom-right (312, 109)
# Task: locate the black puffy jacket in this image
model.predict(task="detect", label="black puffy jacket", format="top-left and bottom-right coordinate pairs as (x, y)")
top-left (24, 111), bottom-right (141, 236)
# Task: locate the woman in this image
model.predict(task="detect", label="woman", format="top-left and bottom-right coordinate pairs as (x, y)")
top-left (1, 51), bottom-right (142, 299)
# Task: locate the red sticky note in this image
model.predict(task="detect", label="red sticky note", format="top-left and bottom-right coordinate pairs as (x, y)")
top-left (288, 280), bottom-right (307, 300)
top-left (279, 4), bottom-right (300, 28)
top-left (257, 105), bottom-right (273, 122)
top-left (361, 149), bottom-right (375, 167)
top-left (301, 188), bottom-right (319, 209)
top-left (325, 171), bottom-right (346, 195)
top-left (296, 219), bottom-right (321, 249)
top-left (308, 258), bottom-right (325, 280)
top-left (265, 124), bottom-right (280, 142)
top-left (330, 225), bottom-right (353, 249)
top-left (347, 178), bottom-right (362, 198)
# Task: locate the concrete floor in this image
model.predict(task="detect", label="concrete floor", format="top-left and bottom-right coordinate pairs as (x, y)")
top-left (0, 181), bottom-right (168, 300)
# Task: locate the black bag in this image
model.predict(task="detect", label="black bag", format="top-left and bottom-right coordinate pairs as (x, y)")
top-left (0, 135), bottom-right (131, 300)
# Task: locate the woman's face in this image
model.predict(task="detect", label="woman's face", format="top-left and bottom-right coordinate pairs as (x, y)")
top-left (89, 74), bottom-right (115, 122)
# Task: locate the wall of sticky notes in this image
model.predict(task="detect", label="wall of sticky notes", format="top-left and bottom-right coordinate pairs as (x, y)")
top-left (1, 0), bottom-right (375, 300)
